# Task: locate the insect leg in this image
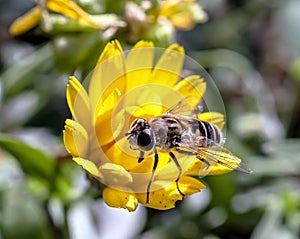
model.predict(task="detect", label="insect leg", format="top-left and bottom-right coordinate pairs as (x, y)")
top-left (196, 156), bottom-right (211, 169)
top-left (176, 149), bottom-right (196, 156)
top-left (146, 148), bottom-right (159, 204)
top-left (138, 151), bottom-right (145, 163)
top-left (169, 152), bottom-right (185, 197)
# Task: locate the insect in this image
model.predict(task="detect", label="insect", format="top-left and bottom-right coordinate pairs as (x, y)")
top-left (126, 98), bottom-right (252, 204)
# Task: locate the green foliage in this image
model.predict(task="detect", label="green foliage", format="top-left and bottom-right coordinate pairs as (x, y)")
top-left (1, 0), bottom-right (300, 238)
top-left (0, 187), bottom-right (53, 239)
top-left (0, 134), bottom-right (55, 183)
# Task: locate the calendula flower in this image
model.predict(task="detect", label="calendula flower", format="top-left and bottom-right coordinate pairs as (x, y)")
top-left (9, 0), bottom-right (124, 36)
top-left (124, 0), bottom-right (207, 45)
top-left (158, 0), bottom-right (208, 30)
top-left (63, 40), bottom-right (242, 211)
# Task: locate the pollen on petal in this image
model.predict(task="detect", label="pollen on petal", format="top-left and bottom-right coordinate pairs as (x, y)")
top-left (137, 181), bottom-right (183, 210)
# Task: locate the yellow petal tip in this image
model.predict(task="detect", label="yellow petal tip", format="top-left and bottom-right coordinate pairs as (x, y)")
top-left (103, 188), bottom-right (138, 212)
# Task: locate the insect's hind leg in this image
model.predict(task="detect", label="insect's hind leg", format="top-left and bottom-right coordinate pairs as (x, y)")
top-left (196, 156), bottom-right (211, 169)
top-left (146, 149), bottom-right (159, 204)
top-left (169, 152), bottom-right (185, 197)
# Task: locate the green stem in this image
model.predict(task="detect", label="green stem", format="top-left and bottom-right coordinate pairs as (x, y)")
top-left (44, 199), bottom-right (64, 239)
top-left (63, 204), bottom-right (71, 239)
top-left (44, 199), bottom-right (71, 239)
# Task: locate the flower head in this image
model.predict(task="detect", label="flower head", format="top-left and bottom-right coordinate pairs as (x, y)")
top-left (63, 40), bottom-right (244, 211)
top-left (158, 0), bottom-right (208, 30)
top-left (124, 0), bottom-right (208, 45)
top-left (9, 0), bottom-right (124, 36)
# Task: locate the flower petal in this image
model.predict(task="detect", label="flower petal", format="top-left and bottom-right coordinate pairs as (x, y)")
top-left (95, 88), bottom-right (122, 146)
top-left (174, 75), bottom-right (206, 109)
top-left (9, 6), bottom-right (42, 36)
top-left (102, 138), bottom-right (137, 169)
top-left (159, 0), bottom-right (207, 30)
top-left (137, 175), bottom-right (205, 210)
top-left (126, 41), bottom-right (154, 91)
top-left (89, 40), bottom-right (126, 116)
top-left (97, 88), bottom-right (122, 117)
top-left (105, 137), bottom-right (171, 174)
top-left (99, 163), bottom-right (133, 187)
top-left (66, 76), bottom-right (91, 131)
top-left (168, 4), bottom-right (208, 30)
top-left (137, 181), bottom-right (183, 210)
top-left (177, 176), bottom-right (206, 196)
top-left (185, 150), bottom-right (239, 176)
top-left (168, 12), bottom-right (196, 30)
top-left (122, 85), bottom-right (164, 119)
top-left (151, 44), bottom-right (184, 87)
top-left (103, 187), bottom-right (138, 212)
top-left (47, 0), bottom-right (100, 28)
top-left (135, 87), bottom-right (163, 117)
top-left (72, 157), bottom-right (101, 177)
top-left (124, 84), bottom-right (182, 120)
top-left (200, 149), bottom-right (241, 175)
top-left (155, 154), bottom-right (195, 182)
top-left (63, 119), bottom-right (88, 157)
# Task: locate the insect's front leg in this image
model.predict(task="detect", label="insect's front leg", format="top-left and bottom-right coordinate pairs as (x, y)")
top-left (146, 148), bottom-right (159, 204)
top-left (138, 151), bottom-right (144, 163)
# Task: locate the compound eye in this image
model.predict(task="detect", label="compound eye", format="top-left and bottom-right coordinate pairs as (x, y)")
top-left (137, 129), bottom-right (154, 151)
top-left (137, 132), bottom-right (151, 147)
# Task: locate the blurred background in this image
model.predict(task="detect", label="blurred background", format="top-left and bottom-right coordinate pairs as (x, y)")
top-left (1, 0), bottom-right (300, 238)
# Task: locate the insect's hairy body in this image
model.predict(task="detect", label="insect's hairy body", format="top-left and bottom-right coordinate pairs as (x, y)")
top-left (149, 114), bottom-right (224, 152)
top-left (125, 99), bottom-right (252, 204)
top-left (149, 116), bottom-right (184, 151)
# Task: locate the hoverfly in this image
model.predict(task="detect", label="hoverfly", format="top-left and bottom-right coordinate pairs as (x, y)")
top-left (126, 98), bottom-right (252, 204)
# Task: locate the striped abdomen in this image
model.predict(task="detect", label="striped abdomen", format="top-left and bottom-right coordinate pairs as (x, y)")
top-left (190, 120), bottom-right (223, 146)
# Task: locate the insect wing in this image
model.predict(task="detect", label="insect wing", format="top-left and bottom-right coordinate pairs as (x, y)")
top-left (200, 147), bottom-right (253, 175)
top-left (177, 140), bottom-right (252, 176)
top-left (165, 96), bottom-right (202, 116)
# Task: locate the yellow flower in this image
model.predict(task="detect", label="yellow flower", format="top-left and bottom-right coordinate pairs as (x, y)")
top-left (9, 0), bottom-right (108, 36)
top-left (63, 40), bottom-right (239, 211)
top-left (124, 0), bottom-right (208, 44)
top-left (158, 0), bottom-right (208, 30)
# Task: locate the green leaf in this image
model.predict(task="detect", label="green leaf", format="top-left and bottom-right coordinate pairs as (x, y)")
top-left (248, 139), bottom-right (300, 176)
top-left (0, 134), bottom-right (55, 183)
top-left (289, 57), bottom-right (300, 82)
top-left (0, 186), bottom-right (53, 239)
top-left (1, 44), bottom-right (54, 98)
top-left (53, 32), bottom-right (104, 73)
